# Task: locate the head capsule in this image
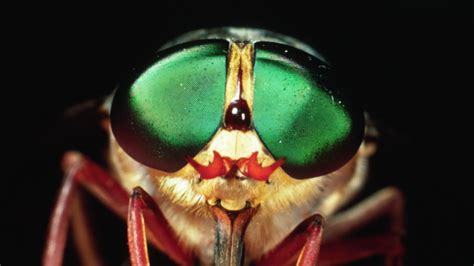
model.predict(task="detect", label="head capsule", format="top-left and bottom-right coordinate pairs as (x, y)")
top-left (110, 28), bottom-right (365, 180)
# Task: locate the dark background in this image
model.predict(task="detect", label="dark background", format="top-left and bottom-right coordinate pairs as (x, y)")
top-left (3, 1), bottom-right (472, 265)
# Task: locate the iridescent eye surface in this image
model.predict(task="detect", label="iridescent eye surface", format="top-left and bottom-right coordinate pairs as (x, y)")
top-left (111, 40), bottom-right (228, 172)
top-left (253, 42), bottom-right (365, 178)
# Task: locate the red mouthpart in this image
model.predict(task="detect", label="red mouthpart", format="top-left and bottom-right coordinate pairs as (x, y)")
top-left (186, 151), bottom-right (284, 181)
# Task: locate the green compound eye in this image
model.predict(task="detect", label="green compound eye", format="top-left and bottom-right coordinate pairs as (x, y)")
top-left (111, 40), bottom-right (228, 172)
top-left (253, 42), bottom-right (365, 179)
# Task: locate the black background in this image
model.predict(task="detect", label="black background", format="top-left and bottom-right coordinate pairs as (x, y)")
top-left (3, 1), bottom-right (472, 265)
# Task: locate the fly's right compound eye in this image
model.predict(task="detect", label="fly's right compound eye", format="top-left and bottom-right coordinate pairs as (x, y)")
top-left (111, 40), bottom-right (229, 172)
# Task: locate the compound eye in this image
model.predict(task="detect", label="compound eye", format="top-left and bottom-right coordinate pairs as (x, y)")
top-left (253, 42), bottom-right (365, 179)
top-left (111, 40), bottom-right (228, 172)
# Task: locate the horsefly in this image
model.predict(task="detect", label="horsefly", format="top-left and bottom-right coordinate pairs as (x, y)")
top-left (44, 27), bottom-right (404, 266)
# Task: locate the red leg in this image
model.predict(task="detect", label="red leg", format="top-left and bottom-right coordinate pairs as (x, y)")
top-left (255, 214), bottom-right (324, 266)
top-left (43, 158), bottom-right (78, 266)
top-left (318, 233), bottom-right (404, 266)
top-left (127, 187), bottom-right (196, 266)
top-left (323, 187), bottom-right (404, 242)
top-left (70, 192), bottom-right (103, 266)
top-left (321, 187), bottom-right (405, 265)
top-left (43, 151), bottom-right (193, 266)
top-left (128, 188), bottom-right (150, 266)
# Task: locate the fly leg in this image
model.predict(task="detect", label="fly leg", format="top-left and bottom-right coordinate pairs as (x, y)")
top-left (324, 187), bottom-right (404, 241)
top-left (43, 151), bottom-right (193, 266)
top-left (318, 234), bottom-right (403, 266)
top-left (127, 187), bottom-right (196, 266)
top-left (320, 187), bottom-right (405, 265)
top-left (70, 192), bottom-right (103, 266)
top-left (43, 154), bottom-right (82, 266)
top-left (255, 214), bottom-right (324, 266)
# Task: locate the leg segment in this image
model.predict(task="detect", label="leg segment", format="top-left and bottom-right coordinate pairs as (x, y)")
top-left (71, 192), bottom-right (103, 266)
top-left (43, 159), bottom-right (78, 266)
top-left (323, 187), bottom-right (404, 242)
top-left (128, 188), bottom-right (150, 266)
top-left (43, 152), bottom-right (193, 266)
top-left (255, 214), bottom-right (324, 266)
top-left (318, 187), bottom-right (405, 265)
top-left (318, 233), bottom-right (403, 266)
top-left (127, 187), bottom-right (195, 266)
top-left (296, 216), bottom-right (324, 266)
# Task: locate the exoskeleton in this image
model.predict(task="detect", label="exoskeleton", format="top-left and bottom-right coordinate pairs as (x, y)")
top-left (44, 28), bottom-right (404, 266)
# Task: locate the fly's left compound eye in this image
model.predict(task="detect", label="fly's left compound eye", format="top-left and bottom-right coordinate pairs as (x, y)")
top-left (253, 42), bottom-right (365, 179)
top-left (111, 40), bottom-right (229, 172)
